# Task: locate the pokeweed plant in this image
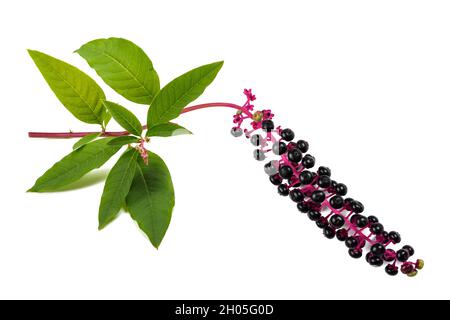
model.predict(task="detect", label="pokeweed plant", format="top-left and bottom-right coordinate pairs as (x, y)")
top-left (28, 38), bottom-right (423, 277)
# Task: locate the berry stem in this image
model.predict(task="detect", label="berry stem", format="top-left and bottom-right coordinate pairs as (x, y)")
top-left (28, 102), bottom-right (251, 139)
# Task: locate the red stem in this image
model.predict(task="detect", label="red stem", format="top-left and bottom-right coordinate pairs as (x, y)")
top-left (28, 102), bottom-right (250, 139)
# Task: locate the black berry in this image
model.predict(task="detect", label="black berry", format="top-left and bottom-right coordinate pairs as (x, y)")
top-left (368, 215), bottom-right (379, 224)
top-left (281, 128), bottom-right (295, 141)
top-left (402, 245), bottom-right (415, 257)
top-left (317, 175), bottom-right (331, 188)
top-left (368, 255), bottom-right (383, 267)
top-left (323, 226), bottom-right (336, 239)
top-left (317, 166), bottom-right (331, 176)
top-left (389, 231), bottom-right (401, 244)
top-left (396, 249), bottom-right (410, 262)
top-left (355, 215), bottom-right (369, 228)
top-left (330, 214), bottom-right (345, 228)
top-left (370, 223), bottom-right (384, 235)
top-left (329, 195), bottom-right (344, 209)
top-left (345, 236), bottom-right (358, 249)
top-left (370, 243), bottom-right (386, 256)
top-left (289, 189), bottom-right (304, 203)
top-left (299, 170), bottom-right (314, 185)
top-left (335, 183), bottom-right (347, 196)
top-left (311, 190), bottom-right (326, 203)
top-left (302, 154), bottom-right (315, 169)
top-left (297, 201), bottom-right (310, 213)
top-left (296, 140), bottom-right (309, 153)
top-left (385, 264), bottom-right (398, 276)
top-left (287, 148), bottom-right (302, 163)
top-left (279, 165), bottom-right (293, 179)
top-left (261, 120), bottom-right (274, 132)
top-left (351, 201), bottom-right (364, 213)
top-left (336, 229), bottom-right (348, 241)
top-left (348, 248), bottom-right (362, 259)
top-left (307, 210), bottom-right (321, 221)
top-left (316, 217), bottom-right (328, 229)
top-left (269, 173), bottom-right (282, 185)
top-left (277, 184), bottom-right (290, 196)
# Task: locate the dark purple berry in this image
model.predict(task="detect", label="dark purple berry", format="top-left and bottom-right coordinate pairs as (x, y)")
top-left (307, 210), bottom-right (321, 221)
top-left (269, 173), bottom-right (282, 185)
top-left (348, 248), bottom-right (362, 259)
top-left (368, 255), bottom-right (383, 267)
top-left (389, 231), bottom-right (401, 244)
top-left (370, 223), bottom-right (384, 235)
top-left (279, 165), bottom-right (293, 179)
top-left (287, 148), bottom-right (302, 163)
top-left (396, 249), bottom-right (410, 262)
top-left (316, 217), bottom-right (328, 229)
top-left (351, 201), bottom-right (364, 213)
top-left (296, 140), bottom-right (309, 153)
top-left (402, 245), bottom-right (414, 257)
top-left (277, 184), bottom-right (289, 196)
top-left (370, 243), bottom-right (386, 256)
top-left (299, 170), bottom-right (313, 185)
top-left (288, 176), bottom-right (301, 188)
top-left (323, 226), bottom-right (336, 239)
top-left (317, 175), bottom-right (331, 188)
top-left (317, 166), bottom-right (331, 176)
top-left (289, 189), bottom-right (304, 203)
top-left (335, 183), bottom-right (348, 196)
top-left (330, 214), bottom-right (345, 228)
top-left (301, 154), bottom-right (315, 169)
top-left (311, 190), bottom-right (326, 203)
top-left (355, 215), bottom-right (369, 228)
top-left (385, 264), bottom-right (399, 276)
top-left (297, 201), bottom-right (310, 213)
top-left (261, 120), bottom-right (274, 132)
top-left (345, 236), bottom-right (358, 249)
top-left (383, 249), bottom-right (396, 262)
top-left (368, 215), bottom-right (379, 224)
top-left (329, 195), bottom-right (344, 209)
top-left (336, 229), bottom-right (348, 241)
top-left (281, 128), bottom-right (295, 141)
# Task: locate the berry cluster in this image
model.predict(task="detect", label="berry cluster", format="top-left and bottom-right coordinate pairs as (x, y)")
top-left (231, 89), bottom-right (424, 277)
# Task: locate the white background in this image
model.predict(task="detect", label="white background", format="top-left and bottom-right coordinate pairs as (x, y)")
top-left (0, 0), bottom-right (449, 299)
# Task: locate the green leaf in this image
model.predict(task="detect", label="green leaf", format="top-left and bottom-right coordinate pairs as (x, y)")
top-left (29, 138), bottom-right (121, 192)
top-left (107, 136), bottom-right (140, 146)
top-left (98, 148), bottom-right (139, 230)
top-left (76, 37), bottom-right (159, 104)
top-left (126, 151), bottom-right (175, 248)
top-left (28, 50), bottom-right (106, 125)
top-left (146, 122), bottom-right (192, 137)
top-left (147, 61), bottom-right (223, 127)
top-left (73, 133), bottom-right (101, 150)
top-left (103, 101), bottom-right (142, 136)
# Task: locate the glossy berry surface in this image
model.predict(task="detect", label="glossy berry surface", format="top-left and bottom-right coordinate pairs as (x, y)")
top-left (279, 165), bottom-right (293, 179)
top-left (330, 214), bottom-right (345, 228)
top-left (311, 190), bottom-right (326, 203)
top-left (316, 217), bottom-right (328, 229)
top-left (336, 229), bottom-right (348, 241)
top-left (299, 171), bottom-right (313, 185)
top-left (317, 166), bottom-right (331, 176)
top-left (396, 249), bottom-right (410, 262)
top-left (323, 226), bottom-right (336, 239)
top-left (317, 175), bottom-right (331, 188)
top-left (281, 128), bottom-right (295, 141)
top-left (368, 255), bottom-right (383, 267)
top-left (287, 148), bottom-right (302, 163)
top-left (345, 236), bottom-right (358, 249)
top-left (329, 195), bottom-right (344, 209)
top-left (277, 184), bottom-right (290, 196)
top-left (402, 245), bottom-right (415, 257)
top-left (272, 141), bottom-right (287, 155)
top-left (297, 202), bottom-right (310, 213)
top-left (289, 189), bottom-right (304, 203)
top-left (335, 183), bottom-right (348, 196)
top-left (261, 120), bottom-right (274, 132)
top-left (389, 231), bottom-right (401, 244)
top-left (368, 215), bottom-right (379, 224)
top-left (370, 243), bottom-right (386, 256)
top-left (355, 215), bottom-right (369, 228)
top-left (351, 201), bottom-right (364, 213)
top-left (269, 174), bottom-right (283, 185)
top-left (307, 210), bottom-right (321, 221)
top-left (385, 265), bottom-right (399, 276)
top-left (296, 140), bottom-right (309, 153)
top-left (370, 223), bottom-right (384, 235)
top-left (348, 248), bottom-right (362, 259)
top-left (302, 154), bottom-right (315, 169)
